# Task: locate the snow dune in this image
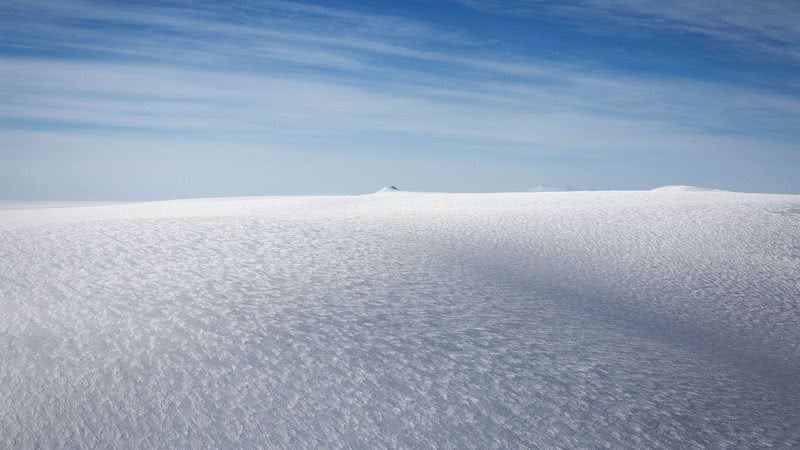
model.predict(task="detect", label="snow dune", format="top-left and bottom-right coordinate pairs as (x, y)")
top-left (1, 190), bottom-right (799, 448)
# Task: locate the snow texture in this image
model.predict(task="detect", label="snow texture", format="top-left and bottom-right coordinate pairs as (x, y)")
top-left (1, 191), bottom-right (800, 448)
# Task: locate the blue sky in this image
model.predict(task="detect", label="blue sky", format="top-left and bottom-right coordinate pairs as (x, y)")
top-left (1, 0), bottom-right (799, 199)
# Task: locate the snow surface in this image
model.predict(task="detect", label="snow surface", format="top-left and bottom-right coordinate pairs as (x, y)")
top-left (1, 191), bottom-right (800, 448)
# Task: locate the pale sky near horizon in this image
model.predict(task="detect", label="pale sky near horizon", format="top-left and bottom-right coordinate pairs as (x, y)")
top-left (1, 0), bottom-right (799, 199)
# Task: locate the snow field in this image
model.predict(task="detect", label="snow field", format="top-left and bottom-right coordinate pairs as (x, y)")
top-left (1, 190), bottom-right (799, 448)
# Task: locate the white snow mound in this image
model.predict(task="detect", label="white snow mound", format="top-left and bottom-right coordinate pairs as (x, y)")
top-left (651, 185), bottom-right (724, 192)
top-left (1, 190), bottom-right (799, 448)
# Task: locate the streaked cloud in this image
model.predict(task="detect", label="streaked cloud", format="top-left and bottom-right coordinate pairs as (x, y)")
top-left (458, 0), bottom-right (800, 60)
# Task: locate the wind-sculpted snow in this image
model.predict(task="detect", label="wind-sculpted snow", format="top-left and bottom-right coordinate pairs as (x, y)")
top-left (1, 191), bottom-right (799, 448)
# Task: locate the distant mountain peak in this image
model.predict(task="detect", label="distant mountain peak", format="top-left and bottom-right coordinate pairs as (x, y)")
top-left (377, 186), bottom-right (400, 193)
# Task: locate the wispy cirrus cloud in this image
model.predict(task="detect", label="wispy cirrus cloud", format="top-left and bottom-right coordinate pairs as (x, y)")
top-left (4, 56), bottom-right (797, 152)
top-left (458, 0), bottom-right (800, 61)
top-left (2, 0), bottom-right (798, 143)
top-left (587, 0), bottom-right (800, 58)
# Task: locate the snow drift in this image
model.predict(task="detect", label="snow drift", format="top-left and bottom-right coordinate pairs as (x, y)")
top-left (1, 190), bottom-right (799, 448)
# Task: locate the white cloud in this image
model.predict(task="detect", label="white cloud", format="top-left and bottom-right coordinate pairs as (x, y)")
top-left (2, 55), bottom-right (797, 158)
